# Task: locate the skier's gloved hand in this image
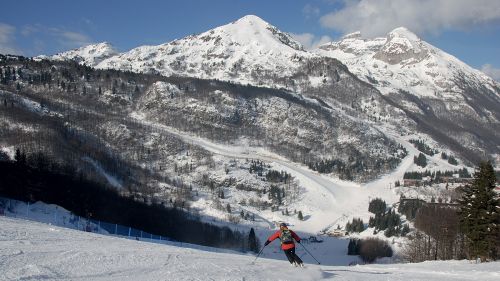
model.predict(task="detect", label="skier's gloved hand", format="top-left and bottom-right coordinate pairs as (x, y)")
top-left (297, 240), bottom-right (301, 244)
top-left (264, 240), bottom-right (270, 246)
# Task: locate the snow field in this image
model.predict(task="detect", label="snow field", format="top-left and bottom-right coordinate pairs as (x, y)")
top-left (1, 216), bottom-right (499, 281)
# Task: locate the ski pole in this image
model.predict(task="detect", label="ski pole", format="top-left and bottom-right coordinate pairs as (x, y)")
top-left (299, 243), bottom-right (321, 264)
top-left (251, 245), bottom-right (266, 264)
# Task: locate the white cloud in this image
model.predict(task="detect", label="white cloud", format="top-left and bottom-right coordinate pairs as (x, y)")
top-left (45, 27), bottom-right (92, 49)
top-left (0, 23), bottom-right (21, 55)
top-left (22, 24), bottom-right (93, 52)
top-left (82, 18), bottom-right (93, 26)
top-left (303, 4), bottom-right (320, 19)
top-left (481, 64), bottom-right (500, 82)
top-left (21, 24), bottom-right (40, 36)
top-left (290, 33), bottom-right (332, 49)
top-left (320, 0), bottom-right (500, 37)
top-left (58, 31), bottom-right (92, 48)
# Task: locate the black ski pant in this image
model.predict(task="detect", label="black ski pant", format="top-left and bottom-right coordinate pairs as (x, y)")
top-left (284, 247), bottom-right (303, 264)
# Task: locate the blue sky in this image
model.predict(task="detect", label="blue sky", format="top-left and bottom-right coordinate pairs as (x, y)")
top-left (1, 0), bottom-right (499, 80)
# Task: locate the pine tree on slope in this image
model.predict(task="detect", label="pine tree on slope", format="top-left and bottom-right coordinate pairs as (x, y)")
top-left (458, 161), bottom-right (499, 260)
top-left (248, 228), bottom-right (260, 253)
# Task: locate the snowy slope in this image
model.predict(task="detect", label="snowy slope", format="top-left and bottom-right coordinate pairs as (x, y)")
top-left (314, 27), bottom-right (500, 128)
top-left (91, 15), bottom-right (312, 87)
top-left (315, 28), bottom-right (500, 161)
top-left (2, 216), bottom-right (499, 281)
top-left (131, 111), bottom-right (364, 233)
top-left (47, 42), bottom-right (118, 66)
top-left (8, 17), bottom-right (499, 255)
top-left (47, 19), bottom-right (500, 106)
top-left (1, 51), bottom-right (485, 244)
top-left (315, 27), bottom-right (499, 99)
top-left (45, 16), bottom-right (376, 109)
top-left (128, 112), bottom-right (461, 236)
top-left (43, 16), bottom-right (500, 162)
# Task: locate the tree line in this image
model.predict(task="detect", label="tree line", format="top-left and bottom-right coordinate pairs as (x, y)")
top-left (0, 151), bottom-right (258, 251)
top-left (403, 168), bottom-right (471, 180)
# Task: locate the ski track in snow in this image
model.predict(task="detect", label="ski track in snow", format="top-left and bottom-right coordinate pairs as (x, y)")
top-left (1, 216), bottom-right (499, 281)
top-left (82, 157), bottom-right (123, 189)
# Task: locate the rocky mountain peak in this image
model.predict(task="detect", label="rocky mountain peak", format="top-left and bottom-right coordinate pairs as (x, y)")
top-left (374, 27), bottom-right (428, 64)
top-left (387, 27), bottom-right (420, 41)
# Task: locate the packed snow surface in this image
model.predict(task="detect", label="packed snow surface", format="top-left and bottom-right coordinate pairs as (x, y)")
top-left (2, 216), bottom-right (499, 281)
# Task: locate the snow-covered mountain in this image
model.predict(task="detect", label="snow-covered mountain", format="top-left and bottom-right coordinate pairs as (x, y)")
top-left (3, 17), bottom-right (499, 265)
top-left (315, 27), bottom-right (499, 100)
top-left (38, 16), bottom-right (500, 163)
top-left (315, 27), bottom-right (500, 162)
top-left (49, 42), bottom-right (118, 66)
top-left (53, 15), bottom-right (313, 88)
top-left (48, 15), bottom-right (378, 108)
top-left (49, 19), bottom-right (500, 105)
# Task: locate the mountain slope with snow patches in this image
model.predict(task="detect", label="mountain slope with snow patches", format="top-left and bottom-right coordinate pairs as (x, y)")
top-left (315, 27), bottom-right (500, 162)
top-left (315, 27), bottom-right (499, 100)
top-left (5, 16), bottom-right (498, 249)
top-left (46, 16), bottom-right (500, 163)
top-left (94, 15), bottom-right (313, 86)
top-left (0, 58), bottom-right (462, 246)
top-left (48, 15), bottom-right (373, 104)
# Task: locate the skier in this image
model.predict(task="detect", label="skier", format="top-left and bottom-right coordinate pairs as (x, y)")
top-left (264, 223), bottom-right (304, 267)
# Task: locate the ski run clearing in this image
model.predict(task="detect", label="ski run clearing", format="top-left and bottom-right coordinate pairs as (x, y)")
top-left (130, 112), bottom-right (466, 236)
top-left (1, 216), bottom-right (498, 281)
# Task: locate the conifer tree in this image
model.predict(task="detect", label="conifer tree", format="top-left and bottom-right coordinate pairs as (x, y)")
top-left (347, 239), bottom-right (360, 255)
top-left (14, 148), bottom-right (26, 166)
top-left (248, 227), bottom-right (260, 253)
top-left (368, 198), bottom-right (386, 215)
top-left (458, 161), bottom-right (499, 260)
top-left (14, 148), bottom-right (22, 163)
top-left (448, 156), bottom-right (458, 165)
top-left (346, 218), bottom-right (365, 232)
top-left (414, 153), bottom-right (427, 167)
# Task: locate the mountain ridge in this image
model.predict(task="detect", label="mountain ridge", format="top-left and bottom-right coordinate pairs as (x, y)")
top-left (47, 42), bottom-right (118, 66)
top-left (34, 15), bottom-right (500, 164)
top-left (46, 19), bottom-right (499, 89)
top-left (315, 27), bottom-right (500, 163)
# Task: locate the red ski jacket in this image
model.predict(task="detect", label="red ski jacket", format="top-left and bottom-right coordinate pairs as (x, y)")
top-left (266, 228), bottom-right (301, 250)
